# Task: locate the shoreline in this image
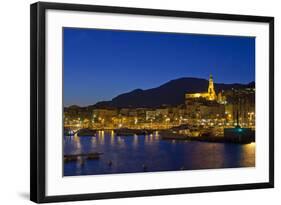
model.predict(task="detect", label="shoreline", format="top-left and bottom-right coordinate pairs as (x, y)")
top-left (160, 133), bottom-right (255, 144)
top-left (64, 127), bottom-right (255, 144)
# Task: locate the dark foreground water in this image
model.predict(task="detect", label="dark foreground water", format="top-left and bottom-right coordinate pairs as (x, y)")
top-left (64, 131), bottom-right (255, 176)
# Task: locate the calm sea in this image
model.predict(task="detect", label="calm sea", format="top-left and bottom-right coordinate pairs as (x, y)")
top-left (64, 131), bottom-right (255, 176)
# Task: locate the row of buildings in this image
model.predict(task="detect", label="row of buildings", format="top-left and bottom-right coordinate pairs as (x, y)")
top-left (64, 75), bottom-right (255, 130)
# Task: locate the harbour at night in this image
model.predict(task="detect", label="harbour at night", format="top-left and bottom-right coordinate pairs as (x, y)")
top-left (63, 27), bottom-right (255, 176)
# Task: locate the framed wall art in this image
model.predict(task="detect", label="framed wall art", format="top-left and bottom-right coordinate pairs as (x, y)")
top-left (30, 2), bottom-right (274, 203)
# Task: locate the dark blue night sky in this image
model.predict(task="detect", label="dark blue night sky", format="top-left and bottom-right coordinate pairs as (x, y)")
top-left (63, 28), bottom-right (255, 107)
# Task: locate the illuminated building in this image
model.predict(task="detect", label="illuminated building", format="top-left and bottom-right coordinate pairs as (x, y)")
top-left (185, 74), bottom-right (217, 101)
top-left (92, 108), bottom-right (118, 119)
top-left (155, 108), bottom-right (169, 117)
top-left (217, 91), bottom-right (227, 104)
top-left (146, 110), bottom-right (156, 121)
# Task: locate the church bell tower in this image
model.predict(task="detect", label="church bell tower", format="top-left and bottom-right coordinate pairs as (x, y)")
top-left (208, 74), bottom-right (216, 100)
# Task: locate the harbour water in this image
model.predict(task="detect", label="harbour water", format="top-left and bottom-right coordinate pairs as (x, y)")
top-left (64, 131), bottom-right (255, 176)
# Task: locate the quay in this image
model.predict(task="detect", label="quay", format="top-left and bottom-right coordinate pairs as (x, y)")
top-left (114, 128), bottom-right (154, 136)
top-left (64, 152), bottom-right (103, 162)
top-left (160, 129), bottom-right (255, 144)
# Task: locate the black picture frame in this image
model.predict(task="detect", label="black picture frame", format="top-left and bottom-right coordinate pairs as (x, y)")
top-left (30, 1), bottom-right (274, 203)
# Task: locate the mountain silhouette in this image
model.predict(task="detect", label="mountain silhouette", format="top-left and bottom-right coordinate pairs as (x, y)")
top-left (91, 77), bottom-right (254, 108)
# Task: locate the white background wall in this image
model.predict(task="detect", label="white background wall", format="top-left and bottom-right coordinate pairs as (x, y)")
top-left (0, 0), bottom-right (279, 204)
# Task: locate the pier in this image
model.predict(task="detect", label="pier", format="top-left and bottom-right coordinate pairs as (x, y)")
top-left (64, 152), bottom-right (103, 162)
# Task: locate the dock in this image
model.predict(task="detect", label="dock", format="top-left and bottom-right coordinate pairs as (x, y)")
top-left (64, 152), bottom-right (103, 162)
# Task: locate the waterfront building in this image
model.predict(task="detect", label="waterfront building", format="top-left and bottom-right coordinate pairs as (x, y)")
top-left (128, 109), bottom-right (138, 117)
top-left (224, 88), bottom-right (255, 127)
top-left (92, 108), bottom-right (118, 119)
top-left (199, 104), bottom-right (225, 119)
top-left (119, 108), bottom-right (130, 116)
top-left (155, 108), bottom-right (169, 117)
top-left (64, 105), bottom-right (92, 128)
top-left (145, 110), bottom-right (157, 121)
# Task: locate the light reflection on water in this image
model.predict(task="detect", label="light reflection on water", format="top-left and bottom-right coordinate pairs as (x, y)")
top-left (64, 131), bottom-right (255, 176)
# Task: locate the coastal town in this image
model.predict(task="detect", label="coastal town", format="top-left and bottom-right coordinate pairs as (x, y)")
top-left (62, 28), bottom-right (256, 175)
top-left (64, 75), bottom-right (255, 144)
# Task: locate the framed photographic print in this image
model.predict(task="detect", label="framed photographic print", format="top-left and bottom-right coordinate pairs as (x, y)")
top-left (30, 2), bottom-right (274, 203)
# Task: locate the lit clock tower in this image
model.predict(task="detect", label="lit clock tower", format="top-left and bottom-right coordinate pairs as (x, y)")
top-left (208, 74), bottom-right (216, 100)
